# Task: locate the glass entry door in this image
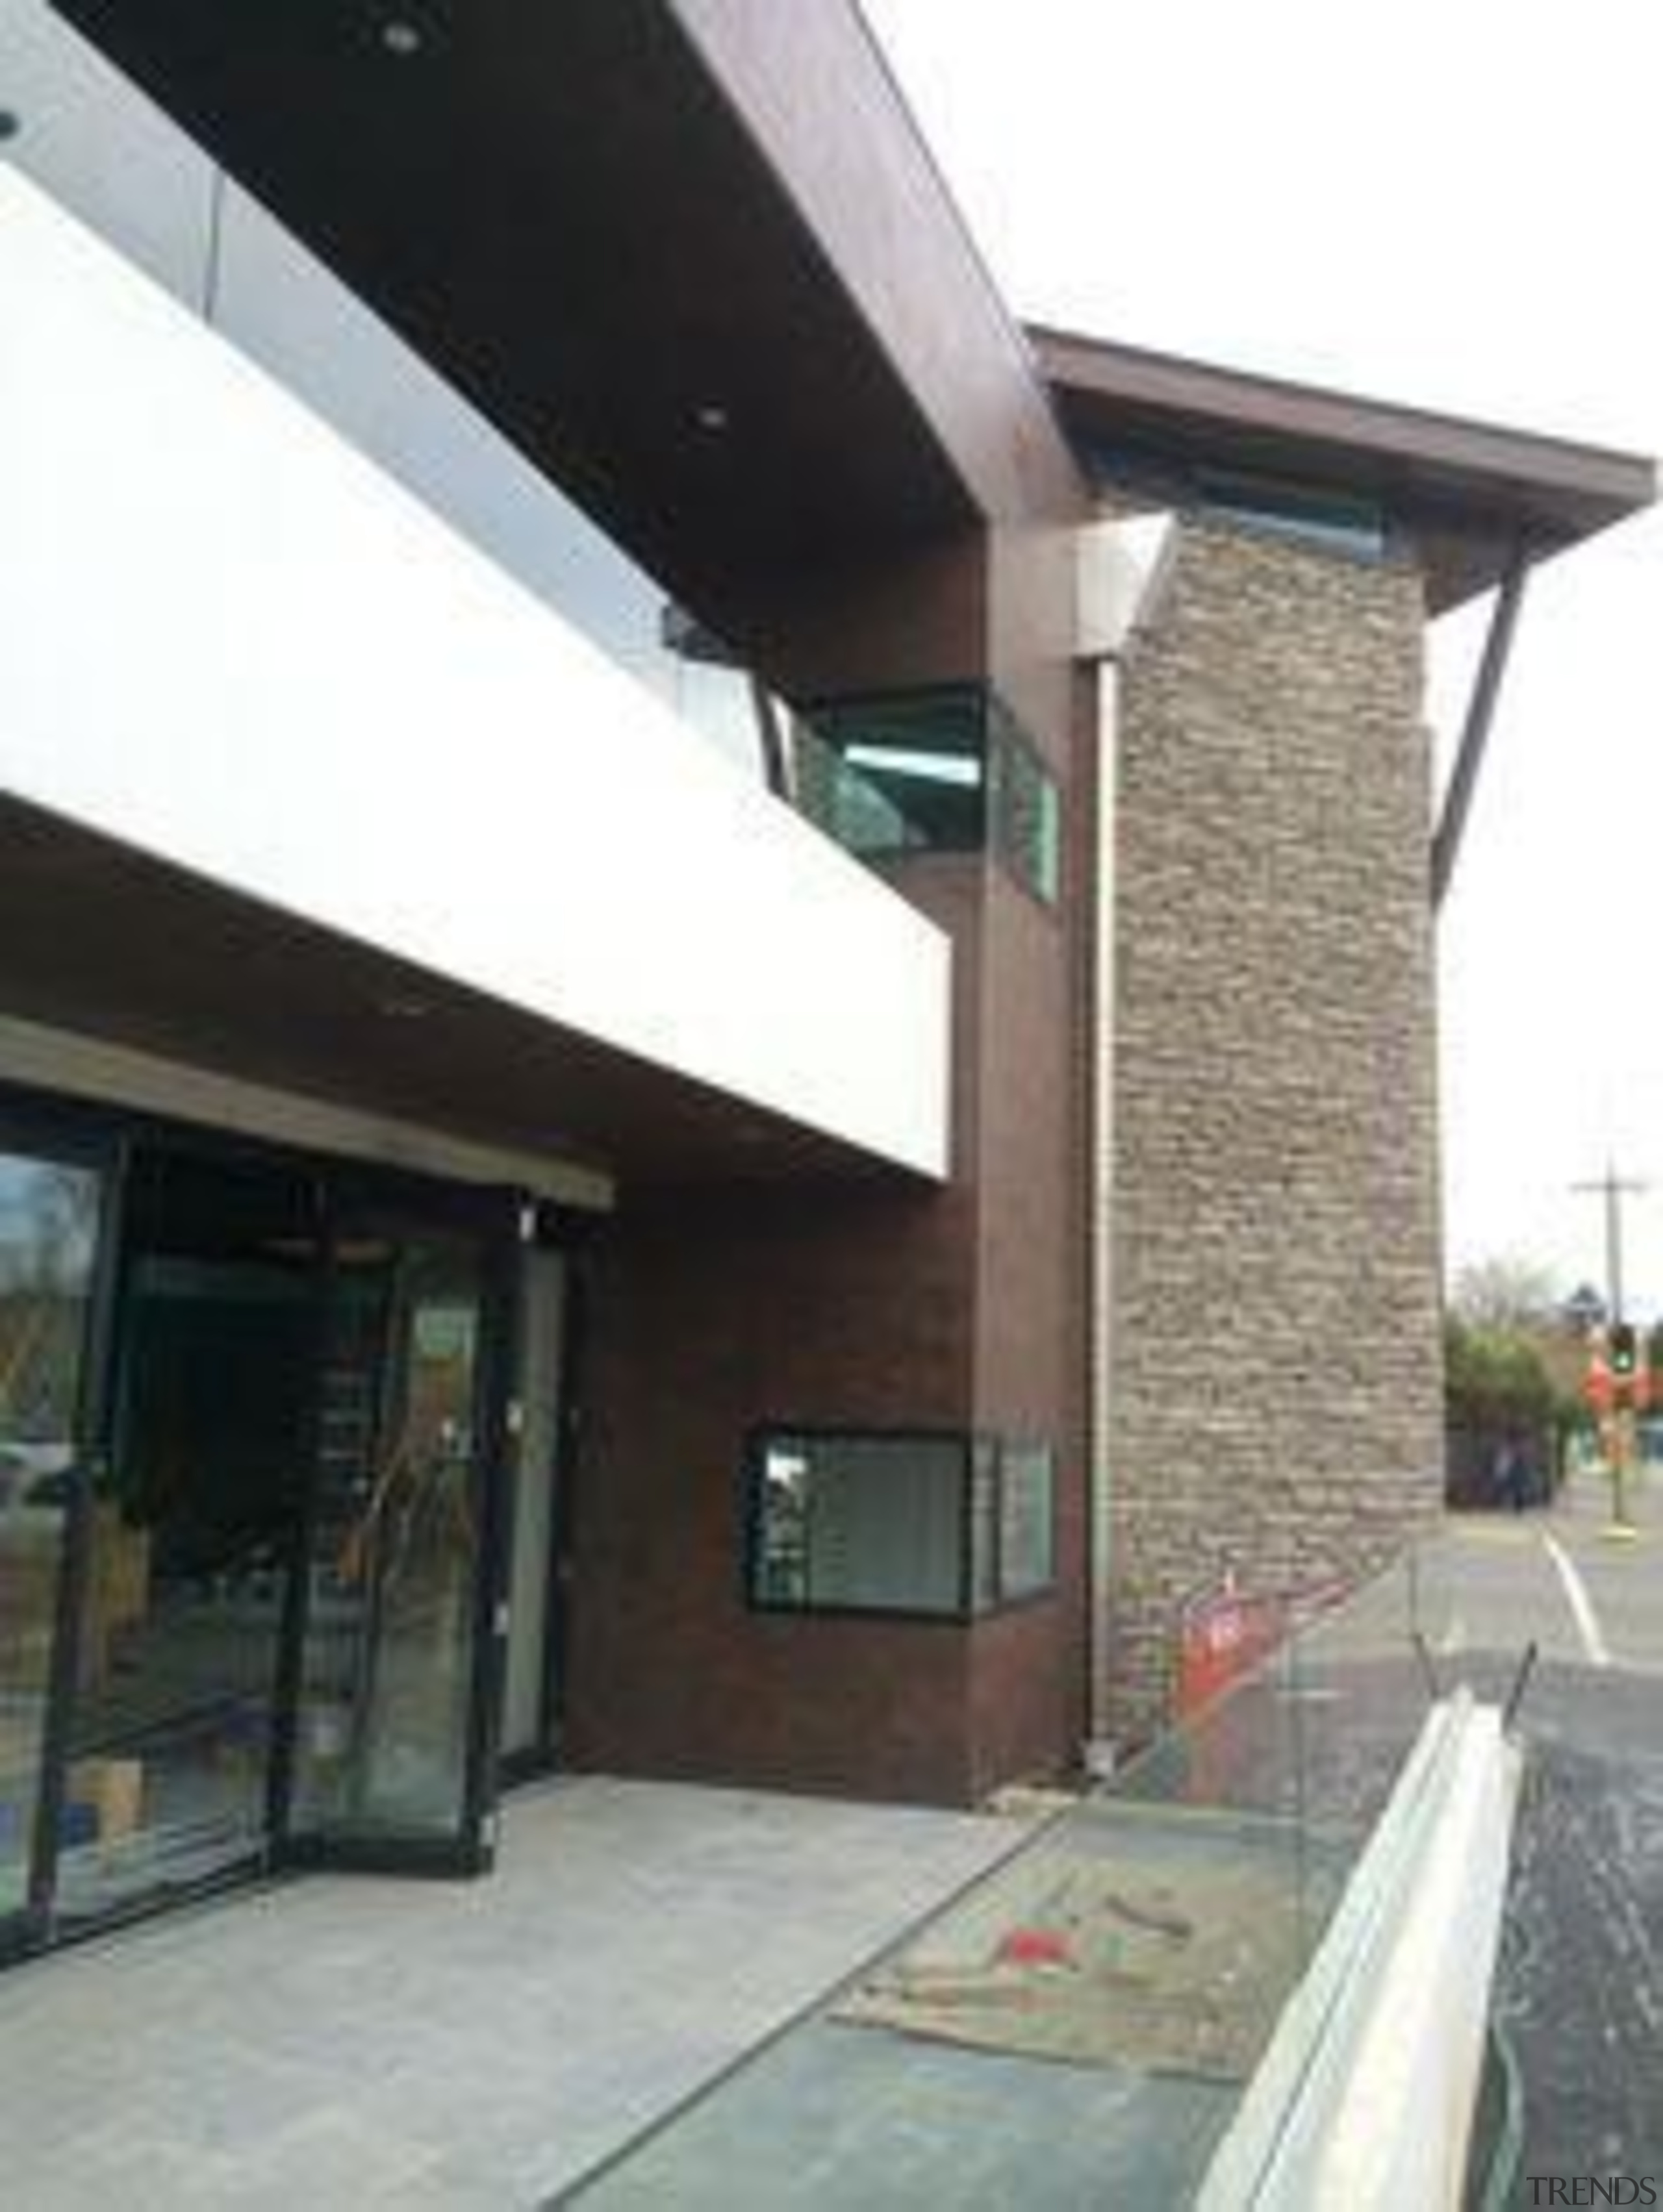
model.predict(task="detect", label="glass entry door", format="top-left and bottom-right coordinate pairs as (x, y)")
top-left (53, 1150), bottom-right (318, 1926)
top-left (0, 1137), bottom-right (105, 1950)
top-left (290, 1206), bottom-right (502, 1869)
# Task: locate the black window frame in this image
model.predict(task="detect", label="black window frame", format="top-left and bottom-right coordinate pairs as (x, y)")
top-left (743, 1423), bottom-right (1058, 1623)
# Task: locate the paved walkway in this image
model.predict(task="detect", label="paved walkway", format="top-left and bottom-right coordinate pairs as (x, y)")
top-left (570, 1481), bottom-right (1663, 2208)
top-left (3, 1480), bottom-right (1657, 2208)
top-left (0, 1779), bottom-right (1026, 2208)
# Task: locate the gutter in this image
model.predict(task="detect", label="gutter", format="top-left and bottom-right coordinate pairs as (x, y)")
top-left (1073, 510), bottom-right (1180, 1764)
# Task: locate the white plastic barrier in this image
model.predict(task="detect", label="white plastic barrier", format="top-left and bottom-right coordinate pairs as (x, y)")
top-left (1197, 1690), bottom-right (1523, 2211)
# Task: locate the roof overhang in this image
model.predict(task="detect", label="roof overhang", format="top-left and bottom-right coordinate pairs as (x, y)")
top-left (44, 0), bottom-right (1000, 641)
top-left (1031, 325), bottom-right (1656, 612)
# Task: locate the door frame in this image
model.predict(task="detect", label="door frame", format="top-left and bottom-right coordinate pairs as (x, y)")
top-left (0, 1090), bottom-right (125, 1958)
top-left (498, 1220), bottom-right (587, 1789)
top-left (274, 1165), bottom-right (520, 1881)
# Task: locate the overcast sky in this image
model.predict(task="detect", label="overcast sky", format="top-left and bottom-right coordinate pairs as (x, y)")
top-left (867, 0), bottom-right (1663, 1314)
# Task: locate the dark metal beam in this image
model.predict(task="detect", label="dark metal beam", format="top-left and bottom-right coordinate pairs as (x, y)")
top-left (1431, 547), bottom-right (1530, 908)
top-left (749, 675), bottom-right (794, 802)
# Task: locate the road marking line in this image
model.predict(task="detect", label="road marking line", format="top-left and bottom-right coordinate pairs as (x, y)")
top-left (1436, 1611), bottom-right (1467, 1656)
top-left (1542, 1530), bottom-right (1612, 1669)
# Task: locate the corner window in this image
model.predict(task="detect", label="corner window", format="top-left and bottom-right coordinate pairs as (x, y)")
top-left (793, 688), bottom-right (986, 859)
top-left (747, 1427), bottom-right (1056, 1620)
top-left (793, 686), bottom-right (1060, 904)
top-left (989, 704), bottom-right (1062, 904)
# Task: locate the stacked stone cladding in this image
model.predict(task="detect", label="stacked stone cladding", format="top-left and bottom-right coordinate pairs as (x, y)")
top-left (1107, 517), bottom-right (1445, 1738)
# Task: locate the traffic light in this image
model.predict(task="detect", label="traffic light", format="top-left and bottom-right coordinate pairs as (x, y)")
top-left (1611, 1322), bottom-right (1638, 1379)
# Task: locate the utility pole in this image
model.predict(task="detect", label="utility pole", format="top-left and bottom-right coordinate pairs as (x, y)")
top-left (1572, 1162), bottom-right (1647, 1324)
top-left (1573, 1162), bottom-right (1648, 1538)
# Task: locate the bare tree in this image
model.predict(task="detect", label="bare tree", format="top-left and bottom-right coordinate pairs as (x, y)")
top-left (1451, 1255), bottom-right (1562, 1331)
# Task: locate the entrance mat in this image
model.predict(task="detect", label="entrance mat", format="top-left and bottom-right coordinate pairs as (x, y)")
top-left (833, 1804), bottom-right (1350, 2082)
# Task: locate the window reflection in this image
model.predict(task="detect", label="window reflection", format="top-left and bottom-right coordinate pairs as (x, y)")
top-left (0, 1153), bottom-right (100, 1918)
top-left (751, 1431), bottom-right (969, 1616)
top-left (297, 1233), bottom-right (483, 1842)
top-left (794, 685), bottom-right (1061, 902)
top-left (797, 690), bottom-right (988, 856)
top-left (749, 1427), bottom-right (1058, 1620)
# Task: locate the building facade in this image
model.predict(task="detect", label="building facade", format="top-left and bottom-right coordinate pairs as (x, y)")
top-left (0, 0), bottom-right (1651, 1963)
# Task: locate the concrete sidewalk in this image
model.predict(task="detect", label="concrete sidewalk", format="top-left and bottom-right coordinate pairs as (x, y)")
top-left (570, 1498), bottom-right (1663, 2208)
top-left (4, 1494), bottom-right (1656, 2209)
top-left (0, 1779), bottom-right (1028, 2208)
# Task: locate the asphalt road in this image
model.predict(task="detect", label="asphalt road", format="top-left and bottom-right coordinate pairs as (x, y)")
top-left (1431, 1472), bottom-right (1663, 2198)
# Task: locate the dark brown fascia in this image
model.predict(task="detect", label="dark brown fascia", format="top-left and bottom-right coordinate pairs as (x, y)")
top-left (671, 0), bottom-right (1088, 531)
top-left (1030, 323), bottom-right (1657, 610)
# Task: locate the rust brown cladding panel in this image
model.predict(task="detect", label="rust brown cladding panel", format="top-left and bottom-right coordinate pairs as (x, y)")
top-left (952, 682), bottom-right (1095, 1789)
top-left (669, 0), bottom-right (1089, 529)
top-left (971, 869), bottom-right (1076, 1443)
top-left (987, 520), bottom-right (1080, 770)
top-left (967, 1596), bottom-right (1084, 1800)
top-left (559, 853), bottom-right (1058, 1805)
top-left (744, 527), bottom-right (991, 698)
top-left (565, 1166), bottom-right (983, 1803)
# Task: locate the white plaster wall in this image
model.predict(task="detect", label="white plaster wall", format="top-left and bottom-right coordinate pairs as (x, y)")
top-left (0, 170), bottom-right (950, 1176)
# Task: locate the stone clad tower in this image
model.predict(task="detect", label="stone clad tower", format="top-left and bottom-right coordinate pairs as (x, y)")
top-left (1106, 515), bottom-right (1443, 1733)
top-left (1035, 326), bottom-right (1647, 1745)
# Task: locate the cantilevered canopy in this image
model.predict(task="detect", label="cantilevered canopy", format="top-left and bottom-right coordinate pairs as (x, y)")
top-left (47, 0), bottom-right (1015, 638)
top-left (1032, 325), bottom-right (1655, 613)
top-left (0, 796), bottom-right (918, 1188)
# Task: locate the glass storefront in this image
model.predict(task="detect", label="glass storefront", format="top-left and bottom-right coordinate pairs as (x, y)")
top-left (0, 1145), bottom-right (102, 1931)
top-left (0, 1088), bottom-right (529, 1957)
top-left (55, 1151), bottom-right (318, 1923)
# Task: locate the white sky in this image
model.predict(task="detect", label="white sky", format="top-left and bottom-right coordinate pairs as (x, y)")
top-left (866, 0), bottom-right (1663, 1314)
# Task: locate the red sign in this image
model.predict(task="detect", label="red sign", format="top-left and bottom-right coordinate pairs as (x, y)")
top-left (1584, 1356), bottom-right (1615, 1416)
